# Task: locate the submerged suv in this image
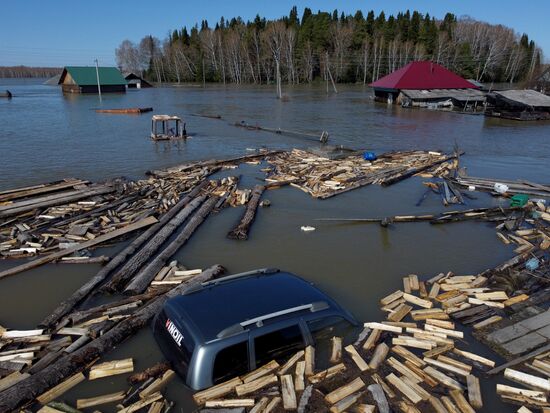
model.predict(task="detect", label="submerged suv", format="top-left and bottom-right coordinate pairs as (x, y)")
top-left (152, 268), bottom-right (358, 390)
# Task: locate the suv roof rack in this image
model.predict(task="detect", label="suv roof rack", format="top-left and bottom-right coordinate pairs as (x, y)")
top-left (184, 268), bottom-right (280, 294)
top-left (216, 300), bottom-right (329, 339)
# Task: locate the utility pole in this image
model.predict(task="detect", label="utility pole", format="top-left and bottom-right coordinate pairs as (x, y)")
top-left (94, 59), bottom-right (102, 102)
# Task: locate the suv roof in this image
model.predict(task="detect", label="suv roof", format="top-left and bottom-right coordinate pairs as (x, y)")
top-left (164, 269), bottom-right (345, 343)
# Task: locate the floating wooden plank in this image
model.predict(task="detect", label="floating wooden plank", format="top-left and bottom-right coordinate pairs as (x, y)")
top-left (304, 346), bottom-right (315, 376)
top-left (369, 343), bottom-right (389, 370)
top-left (426, 319), bottom-right (455, 330)
top-left (281, 374), bottom-right (297, 410)
top-left (193, 377), bottom-right (243, 404)
top-left (385, 373), bottom-right (422, 404)
top-left (423, 344), bottom-right (454, 358)
top-left (472, 315), bottom-right (502, 330)
top-left (428, 396), bottom-right (449, 413)
top-left (503, 294), bottom-right (529, 307)
top-left (424, 357), bottom-right (470, 377)
top-left (488, 343), bottom-right (550, 374)
top-left (308, 363), bottom-right (346, 384)
top-left (400, 376), bottom-right (431, 400)
top-left (118, 392), bottom-right (163, 413)
top-left (403, 277), bottom-right (411, 294)
top-left (466, 375), bottom-right (482, 409)
top-left (330, 337), bottom-right (342, 363)
top-left (428, 283), bottom-right (441, 300)
top-left (204, 399), bottom-right (255, 408)
top-left (474, 291), bottom-right (509, 301)
top-left (325, 377), bottom-right (365, 405)
top-left (496, 384), bottom-right (547, 402)
top-left (391, 345), bottom-right (425, 368)
top-left (241, 360), bottom-right (279, 383)
top-left (368, 383), bottom-right (390, 413)
top-left (386, 357), bottom-right (423, 383)
top-left (403, 361), bottom-right (438, 387)
top-left (235, 374), bottom-right (278, 396)
top-left (403, 293), bottom-right (433, 309)
top-left (345, 345), bottom-right (369, 372)
top-left (294, 361), bottom-right (305, 391)
top-left (362, 329), bottom-right (381, 351)
top-left (437, 355), bottom-right (472, 373)
top-left (424, 324), bottom-right (463, 339)
top-left (36, 372), bottom-right (85, 404)
top-left (449, 390), bottom-right (475, 413)
top-left (392, 337), bottom-right (434, 351)
top-left (364, 322), bottom-right (402, 333)
top-left (56, 327), bottom-right (88, 336)
top-left (1, 329), bottom-right (43, 339)
top-left (249, 397), bottom-right (269, 413)
top-left (76, 390), bottom-right (126, 409)
top-left (263, 396), bottom-right (281, 413)
top-left (381, 290), bottom-right (404, 306)
top-left (388, 304), bottom-right (413, 322)
top-left (504, 368), bottom-right (550, 391)
top-left (0, 372), bottom-right (30, 392)
top-left (139, 369), bottom-right (175, 398)
top-left (423, 366), bottom-right (463, 390)
top-left (453, 348), bottom-right (495, 367)
top-left (88, 358), bottom-right (133, 380)
top-left (278, 351), bottom-right (304, 376)
top-left (0, 216), bottom-right (158, 280)
top-left (468, 297), bottom-right (504, 309)
top-left (329, 391), bottom-right (363, 413)
top-left (441, 396), bottom-right (461, 413)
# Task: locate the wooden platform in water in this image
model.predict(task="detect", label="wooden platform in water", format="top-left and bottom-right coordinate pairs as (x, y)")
top-left (486, 309), bottom-right (550, 356)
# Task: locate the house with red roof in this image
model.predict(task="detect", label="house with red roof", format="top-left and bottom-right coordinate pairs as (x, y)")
top-left (370, 61), bottom-right (486, 109)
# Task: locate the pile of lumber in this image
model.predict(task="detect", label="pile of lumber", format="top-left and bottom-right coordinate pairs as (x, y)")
top-left (264, 149), bottom-right (459, 199)
top-left (452, 174), bottom-right (550, 198)
top-left (0, 265), bottom-right (225, 412)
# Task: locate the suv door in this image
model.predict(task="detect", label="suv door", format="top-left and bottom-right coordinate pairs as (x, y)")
top-left (250, 323), bottom-right (306, 368)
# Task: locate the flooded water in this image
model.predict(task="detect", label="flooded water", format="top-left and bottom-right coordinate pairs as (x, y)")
top-left (1, 78), bottom-right (550, 412)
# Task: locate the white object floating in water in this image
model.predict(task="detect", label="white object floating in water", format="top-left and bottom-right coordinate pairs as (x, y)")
top-left (301, 226), bottom-right (316, 232)
top-left (245, 148), bottom-right (256, 151)
top-left (494, 183), bottom-right (509, 194)
top-left (468, 185), bottom-right (476, 192)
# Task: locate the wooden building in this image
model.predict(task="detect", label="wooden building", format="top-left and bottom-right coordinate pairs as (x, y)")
top-left (58, 66), bottom-right (127, 94)
top-left (370, 61), bottom-right (483, 109)
top-left (124, 73), bottom-right (152, 89)
top-left (485, 90), bottom-right (550, 121)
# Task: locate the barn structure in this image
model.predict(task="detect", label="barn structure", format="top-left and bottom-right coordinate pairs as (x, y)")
top-left (370, 61), bottom-right (485, 109)
top-left (58, 66), bottom-right (127, 94)
top-left (485, 90), bottom-right (550, 121)
top-left (124, 72), bottom-right (153, 89)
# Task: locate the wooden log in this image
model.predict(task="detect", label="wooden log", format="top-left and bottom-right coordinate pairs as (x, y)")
top-left (308, 363), bottom-right (346, 384)
top-left (437, 355), bottom-right (472, 373)
top-left (193, 377), bottom-right (243, 405)
top-left (385, 373), bottom-right (422, 404)
top-left (400, 376), bottom-right (430, 401)
top-left (241, 360), bottom-right (279, 383)
top-left (235, 374), bottom-right (278, 396)
top-left (388, 304), bottom-right (413, 322)
top-left (472, 315), bottom-right (502, 330)
top-left (0, 372), bottom-right (30, 392)
top-left (441, 396), bottom-right (461, 413)
top-left (330, 391), bottom-right (363, 413)
top-left (330, 337), bottom-right (342, 363)
top-left (391, 346), bottom-right (425, 368)
top-left (281, 374), bottom-right (297, 410)
top-left (392, 338), bottom-right (434, 351)
top-left (345, 345), bottom-right (369, 372)
top-left (0, 216), bottom-right (158, 281)
top-left (386, 357), bottom-right (423, 383)
top-left (364, 322), bottom-right (402, 333)
top-left (496, 384), bottom-right (547, 402)
top-left (104, 184), bottom-right (209, 291)
top-left (423, 367), bottom-right (463, 390)
top-left (488, 343), bottom-right (550, 375)
top-left (380, 291), bottom-right (404, 306)
top-left (325, 377), bottom-right (365, 405)
top-left (76, 390), bottom-right (126, 409)
top-left (294, 361), bottom-right (305, 391)
top-left (278, 351), bottom-right (304, 376)
top-left (118, 391), bottom-right (162, 413)
top-left (88, 358), bottom-right (133, 380)
top-left (124, 197), bottom-right (218, 295)
top-left (249, 397), bottom-right (270, 413)
top-left (139, 369), bottom-right (175, 398)
top-left (227, 184), bottom-right (265, 240)
top-left (304, 346), bottom-right (315, 376)
top-left (362, 329), bottom-right (381, 351)
top-left (367, 383), bottom-right (389, 413)
top-left (263, 396), bottom-right (281, 413)
top-left (428, 396), bottom-right (449, 413)
top-left (403, 361), bottom-right (438, 387)
top-left (424, 324), bottom-right (463, 338)
top-left (0, 265), bottom-right (224, 413)
top-left (504, 368), bottom-right (550, 391)
top-left (466, 375), bottom-right (482, 409)
top-left (449, 390), bottom-right (475, 413)
top-left (36, 372), bottom-right (85, 405)
top-left (424, 357), bottom-right (470, 377)
top-left (368, 343), bottom-right (389, 370)
top-left (204, 399), bottom-right (255, 408)
top-left (423, 344), bottom-right (454, 358)
top-left (403, 293), bottom-right (433, 309)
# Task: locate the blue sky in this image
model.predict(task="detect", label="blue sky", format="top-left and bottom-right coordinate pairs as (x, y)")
top-left (1, 0), bottom-right (548, 66)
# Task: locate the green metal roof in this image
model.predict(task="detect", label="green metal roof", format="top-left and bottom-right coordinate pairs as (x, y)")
top-left (60, 66), bottom-right (127, 86)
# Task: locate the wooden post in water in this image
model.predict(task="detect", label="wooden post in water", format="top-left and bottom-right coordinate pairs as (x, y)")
top-left (94, 59), bottom-right (102, 102)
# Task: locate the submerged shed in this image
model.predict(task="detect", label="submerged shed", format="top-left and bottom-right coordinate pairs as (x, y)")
top-left (485, 90), bottom-right (550, 121)
top-left (124, 72), bottom-right (152, 89)
top-left (58, 66), bottom-right (127, 94)
top-left (370, 61), bottom-right (483, 109)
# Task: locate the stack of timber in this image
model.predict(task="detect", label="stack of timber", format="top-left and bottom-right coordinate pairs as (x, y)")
top-left (264, 149), bottom-right (460, 199)
top-left (0, 265), bottom-right (225, 412)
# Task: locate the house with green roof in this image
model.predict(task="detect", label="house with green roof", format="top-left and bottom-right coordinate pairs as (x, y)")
top-left (58, 66), bottom-right (127, 94)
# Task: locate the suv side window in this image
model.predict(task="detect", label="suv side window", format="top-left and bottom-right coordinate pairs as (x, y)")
top-left (254, 324), bottom-right (304, 367)
top-left (307, 316), bottom-right (351, 370)
top-left (212, 341), bottom-right (249, 384)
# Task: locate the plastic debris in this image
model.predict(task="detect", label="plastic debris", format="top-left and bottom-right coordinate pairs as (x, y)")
top-left (526, 257), bottom-right (540, 271)
top-left (300, 226), bottom-right (316, 232)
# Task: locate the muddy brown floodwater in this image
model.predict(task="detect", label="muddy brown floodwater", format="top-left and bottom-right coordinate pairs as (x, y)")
top-left (1, 78), bottom-right (550, 412)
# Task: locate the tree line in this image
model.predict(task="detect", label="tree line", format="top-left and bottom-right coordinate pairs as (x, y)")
top-left (0, 66), bottom-right (61, 78)
top-left (117, 7), bottom-right (542, 90)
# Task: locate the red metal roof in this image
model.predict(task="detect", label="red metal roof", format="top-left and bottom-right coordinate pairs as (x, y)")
top-left (370, 61), bottom-right (478, 90)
